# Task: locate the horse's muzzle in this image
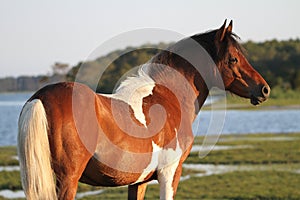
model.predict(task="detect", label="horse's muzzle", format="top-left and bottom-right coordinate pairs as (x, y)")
top-left (250, 85), bottom-right (270, 105)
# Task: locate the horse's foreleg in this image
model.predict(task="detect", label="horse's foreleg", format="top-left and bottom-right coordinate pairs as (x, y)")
top-left (128, 182), bottom-right (148, 200)
top-left (157, 162), bottom-right (183, 200)
top-left (169, 162), bottom-right (183, 198)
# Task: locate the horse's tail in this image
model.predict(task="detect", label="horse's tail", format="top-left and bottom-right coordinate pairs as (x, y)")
top-left (17, 99), bottom-right (57, 200)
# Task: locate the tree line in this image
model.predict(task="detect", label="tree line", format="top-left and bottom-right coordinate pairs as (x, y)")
top-left (0, 62), bottom-right (67, 92)
top-left (67, 39), bottom-right (300, 93)
top-left (1, 39), bottom-right (299, 93)
top-left (243, 39), bottom-right (300, 91)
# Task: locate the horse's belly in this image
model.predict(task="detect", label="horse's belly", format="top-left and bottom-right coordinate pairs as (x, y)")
top-left (79, 157), bottom-right (155, 187)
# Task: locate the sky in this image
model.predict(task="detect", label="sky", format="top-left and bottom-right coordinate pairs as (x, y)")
top-left (0, 0), bottom-right (299, 77)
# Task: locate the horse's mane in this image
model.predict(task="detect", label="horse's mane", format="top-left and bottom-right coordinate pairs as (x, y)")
top-left (190, 30), bottom-right (245, 62)
top-left (115, 65), bottom-right (154, 95)
top-left (192, 30), bottom-right (244, 52)
top-left (113, 29), bottom-right (245, 96)
top-left (146, 29), bottom-right (245, 67)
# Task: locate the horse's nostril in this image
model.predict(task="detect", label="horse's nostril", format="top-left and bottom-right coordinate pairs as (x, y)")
top-left (262, 85), bottom-right (270, 97)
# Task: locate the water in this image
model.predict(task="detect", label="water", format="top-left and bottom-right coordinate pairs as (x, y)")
top-left (194, 109), bottom-right (300, 135)
top-left (0, 92), bottom-right (300, 146)
top-left (0, 92), bottom-right (33, 146)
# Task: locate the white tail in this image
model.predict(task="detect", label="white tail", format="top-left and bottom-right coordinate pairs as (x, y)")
top-left (18, 99), bottom-right (57, 200)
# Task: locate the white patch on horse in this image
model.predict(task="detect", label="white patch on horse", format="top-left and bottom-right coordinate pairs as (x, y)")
top-left (102, 65), bottom-right (155, 126)
top-left (157, 131), bottom-right (182, 200)
top-left (134, 129), bottom-right (182, 200)
top-left (133, 141), bottom-right (161, 183)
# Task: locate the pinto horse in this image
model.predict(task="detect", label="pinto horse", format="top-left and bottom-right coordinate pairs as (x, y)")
top-left (18, 20), bottom-right (270, 200)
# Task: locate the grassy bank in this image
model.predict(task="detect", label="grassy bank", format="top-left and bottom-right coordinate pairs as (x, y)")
top-left (225, 87), bottom-right (300, 110)
top-left (189, 133), bottom-right (300, 165)
top-left (0, 147), bottom-right (18, 166)
top-left (76, 170), bottom-right (300, 200)
top-left (1, 133), bottom-right (300, 199)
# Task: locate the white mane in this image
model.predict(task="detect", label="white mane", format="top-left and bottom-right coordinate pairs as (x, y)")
top-left (103, 64), bottom-right (155, 126)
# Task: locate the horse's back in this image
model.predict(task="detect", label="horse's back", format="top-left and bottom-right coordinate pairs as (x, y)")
top-left (29, 82), bottom-right (95, 105)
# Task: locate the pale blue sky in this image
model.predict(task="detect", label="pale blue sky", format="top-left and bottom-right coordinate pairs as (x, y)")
top-left (1, 0), bottom-right (299, 77)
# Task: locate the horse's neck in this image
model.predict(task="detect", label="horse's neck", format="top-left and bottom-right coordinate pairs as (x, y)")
top-left (145, 56), bottom-right (209, 122)
top-left (194, 75), bottom-right (209, 114)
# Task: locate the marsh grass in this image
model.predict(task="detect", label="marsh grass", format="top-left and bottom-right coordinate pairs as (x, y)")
top-left (0, 147), bottom-right (18, 166)
top-left (175, 171), bottom-right (300, 200)
top-left (78, 171), bottom-right (300, 199)
top-left (77, 133), bottom-right (300, 199)
top-left (224, 89), bottom-right (300, 110)
top-left (0, 171), bottom-right (21, 190)
top-left (187, 140), bottom-right (300, 165)
top-left (189, 133), bottom-right (300, 165)
top-left (1, 133), bottom-right (300, 199)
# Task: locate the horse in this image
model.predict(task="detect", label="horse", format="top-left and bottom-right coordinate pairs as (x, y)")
top-left (17, 20), bottom-right (270, 200)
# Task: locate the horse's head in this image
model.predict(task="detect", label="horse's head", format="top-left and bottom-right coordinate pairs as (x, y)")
top-left (214, 20), bottom-right (270, 105)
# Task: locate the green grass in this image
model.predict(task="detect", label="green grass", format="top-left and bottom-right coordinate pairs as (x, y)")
top-left (0, 171), bottom-right (21, 190)
top-left (1, 133), bottom-right (300, 199)
top-left (0, 147), bottom-right (18, 166)
top-left (189, 133), bottom-right (300, 164)
top-left (176, 171), bottom-right (300, 200)
top-left (78, 171), bottom-right (300, 200)
top-left (226, 95), bottom-right (300, 110)
top-left (53, 132), bottom-right (300, 199)
top-left (224, 87), bottom-right (300, 109)
top-left (77, 183), bottom-right (104, 193)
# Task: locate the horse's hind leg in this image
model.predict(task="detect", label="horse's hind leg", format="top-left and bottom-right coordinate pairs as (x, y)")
top-left (54, 143), bottom-right (93, 200)
top-left (54, 154), bottom-right (92, 199)
top-left (56, 177), bottom-right (78, 199)
top-left (54, 152), bottom-right (92, 199)
top-left (51, 129), bottom-right (94, 199)
top-left (128, 182), bottom-right (148, 200)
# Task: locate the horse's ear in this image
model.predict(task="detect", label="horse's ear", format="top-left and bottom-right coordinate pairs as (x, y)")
top-left (216, 19), bottom-right (227, 42)
top-left (227, 20), bottom-right (233, 33)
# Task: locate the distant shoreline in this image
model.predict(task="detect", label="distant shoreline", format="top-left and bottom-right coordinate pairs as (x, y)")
top-left (224, 104), bottom-right (300, 110)
top-left (1, 91), bottom-right (299, 110)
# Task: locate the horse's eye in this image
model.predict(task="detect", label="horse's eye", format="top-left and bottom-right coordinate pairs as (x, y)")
top-left (229, 57), bottom-right (238, 64)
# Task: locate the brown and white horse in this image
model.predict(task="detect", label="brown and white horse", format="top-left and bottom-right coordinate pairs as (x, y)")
top-left (18, 20), bottom-right (270, 200)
